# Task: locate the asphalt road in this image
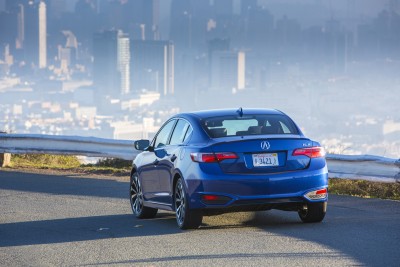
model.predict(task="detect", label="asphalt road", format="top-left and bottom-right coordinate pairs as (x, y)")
top-left (1, 169), bottom-right (399, 267)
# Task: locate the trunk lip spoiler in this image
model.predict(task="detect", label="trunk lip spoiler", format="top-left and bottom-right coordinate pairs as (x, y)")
top-left (208, 136), bottom-right (311, 146)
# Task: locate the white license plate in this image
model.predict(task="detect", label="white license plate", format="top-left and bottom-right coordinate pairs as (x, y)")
top-left (252, 153), bottom-right (279, 167)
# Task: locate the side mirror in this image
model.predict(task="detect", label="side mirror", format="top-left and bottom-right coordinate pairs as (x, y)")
top-left (134, 139), bottom-right (150, 151)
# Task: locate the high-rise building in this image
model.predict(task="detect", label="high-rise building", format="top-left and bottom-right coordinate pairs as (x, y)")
top-left (24, 0), bottom-right (47, 69)
top-left (169, 0), bottom-right (192, 51)
top-left (141, 0), bottom-right (160, 40)
top-left (16, 4), bottom-right (24, 49)
top-left (118, 31), bottom-right (130, 95)
top-left (131, 40), bottom-right (174, 95)
top-left (210, 51), bottom-right (245, 91)
top-left (0, 10), bottom-right (16, 49)
top-left (244, 6), bottom-right (274, 52)
top-left (207, 38), bottom-right (230, 86)
top-left (93, 30), bottom-right (131, 96)
top-left (93, 30), bottom-right (119, 96)
top-left (38, 1), bottom-right (46, 68)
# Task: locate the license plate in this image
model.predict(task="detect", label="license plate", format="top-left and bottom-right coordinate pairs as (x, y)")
top-left (252, 153), bottom-right (279, 167)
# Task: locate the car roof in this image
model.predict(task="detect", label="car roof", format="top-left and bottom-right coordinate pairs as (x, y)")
top-left (177, 108), bottom-right (284, 120)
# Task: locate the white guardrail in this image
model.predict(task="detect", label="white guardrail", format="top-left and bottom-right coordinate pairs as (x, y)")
top-left (0, 133), bottom-right (399, 183)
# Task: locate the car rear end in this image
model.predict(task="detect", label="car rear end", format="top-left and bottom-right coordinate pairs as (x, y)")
top-left (184, 110), bottom-right (328, 220)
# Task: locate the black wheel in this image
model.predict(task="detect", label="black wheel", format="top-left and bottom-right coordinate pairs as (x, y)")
top-left (130, 173), bottom-right (158, 219)
top-left (174, 178), bottom-right (203, 229)
top-left (298, 202), bottom-right (327, 223)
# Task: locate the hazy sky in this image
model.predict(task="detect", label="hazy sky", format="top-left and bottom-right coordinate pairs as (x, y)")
top-left (0, 0), bottom-right (390, 26)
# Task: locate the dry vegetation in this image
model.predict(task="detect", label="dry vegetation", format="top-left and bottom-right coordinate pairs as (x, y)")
top-left (8, 154), bottom-right (131, 175)
top-left (329, 178), bottom-right (400, 201)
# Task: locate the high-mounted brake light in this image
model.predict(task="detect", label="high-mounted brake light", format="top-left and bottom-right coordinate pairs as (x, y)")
top-left (190, 152), bottom-right (238, 163)
top-left (292, 147), bottom-right (325, 158)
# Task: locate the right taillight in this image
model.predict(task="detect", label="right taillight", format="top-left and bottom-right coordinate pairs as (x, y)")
top-left (292, 147), bottom-right (325, 158)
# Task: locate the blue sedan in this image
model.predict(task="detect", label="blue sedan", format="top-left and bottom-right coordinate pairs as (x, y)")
top-left (130, 108), bottom-right (328, 229)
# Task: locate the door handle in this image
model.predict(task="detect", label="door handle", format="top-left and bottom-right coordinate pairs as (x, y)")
top-left (153, 159), bottom-right (159, 165)
top-left (170, 154), bottom-right (177, 162)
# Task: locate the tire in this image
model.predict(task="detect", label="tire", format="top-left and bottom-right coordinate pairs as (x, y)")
top-left (130, 173), bottom-right (158, 219)
top-left (298, 202), bottom-right (327, 223)
top-left (174, 178), bottom-right (203, 229)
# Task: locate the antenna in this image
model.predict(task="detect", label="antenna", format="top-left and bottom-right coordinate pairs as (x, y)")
top-left (237, 107), bottom-right (243, 117)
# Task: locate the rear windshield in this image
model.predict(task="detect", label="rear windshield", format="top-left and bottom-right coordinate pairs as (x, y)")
top-left (202, 114), bottom-right (299, 138)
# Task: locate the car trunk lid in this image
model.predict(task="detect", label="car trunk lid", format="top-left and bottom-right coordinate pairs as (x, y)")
top-left (210, 136), bottom-right (312, 174)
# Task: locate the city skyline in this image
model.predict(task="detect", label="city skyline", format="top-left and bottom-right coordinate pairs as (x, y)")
top-left (0, 0), bottom-right (399, 158)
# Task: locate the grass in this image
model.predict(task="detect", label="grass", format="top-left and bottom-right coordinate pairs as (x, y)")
top-left (10, 154), bottom-right (82, 169)
top-left (329, 178), bottom-right (400, 201)
top-left (4, 154), bottom-right (399, 200)
top-left (8, 154), bottom-right (131, 175)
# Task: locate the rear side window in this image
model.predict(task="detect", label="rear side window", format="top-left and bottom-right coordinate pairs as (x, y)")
top-left (170, 119), bottom-right (192, 145)
top-left (202, 114), bottom-right (299, 138)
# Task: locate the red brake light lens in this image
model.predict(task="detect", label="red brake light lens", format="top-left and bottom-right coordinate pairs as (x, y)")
top-left (316, 188), bottom-right (327, 195)
top-left (190, 152), bottom-right (238, 163)
top-left (292, 147), bottom-right (325, 158)
top-left (215, 152), bottom-right (238, 161)
top-left (202, 195), bottom-right (220, 201)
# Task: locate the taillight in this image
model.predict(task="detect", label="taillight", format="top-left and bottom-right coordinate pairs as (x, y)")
top-left (190, 152), bottom-right (238, 163)
top-left (292, 147), bottom-right (325, 158)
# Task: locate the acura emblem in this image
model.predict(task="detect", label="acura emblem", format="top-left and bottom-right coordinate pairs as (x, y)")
top-left (261, 141), bottom-right (270, 150)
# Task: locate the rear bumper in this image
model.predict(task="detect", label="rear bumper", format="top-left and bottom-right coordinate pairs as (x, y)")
top-left (185, 169), bottom-right (328, 210)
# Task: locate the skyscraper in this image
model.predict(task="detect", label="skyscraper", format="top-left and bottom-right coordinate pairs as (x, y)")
top-left (16, 4), bottom-right (24, 49)
top-left (169, 0), bottom-right (192, 51)
top-left (210, 51), bottom-right (245, 91)
top-left (207, 38), bottom-right (230, 87)
top-left (93, 30), bottom-right (119, 96)
top-left (131, 40), bottom-right (174, 95)
top-left (24, 0), bottom-right (47, 69)
top-left (118, 31), bottom-right (130, 95)
top-left (93, 29), bottom-right (131, 96)
top-left (38, 1), bottom-right (46, 68)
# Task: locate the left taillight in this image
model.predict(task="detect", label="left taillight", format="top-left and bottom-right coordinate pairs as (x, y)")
top-left (190, 152), bottom-right (238, 163)
top-left (292, 147), bottom-right (326, 158)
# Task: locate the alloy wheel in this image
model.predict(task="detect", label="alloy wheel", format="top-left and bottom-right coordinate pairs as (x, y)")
top-left (130, 175), bottom-right (143, 215)
top-left (175, 180), bottom-right (185, 226)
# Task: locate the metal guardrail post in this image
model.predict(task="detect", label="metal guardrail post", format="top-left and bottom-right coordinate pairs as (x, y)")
top-left (0, 131), bottom-right (11, 167)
